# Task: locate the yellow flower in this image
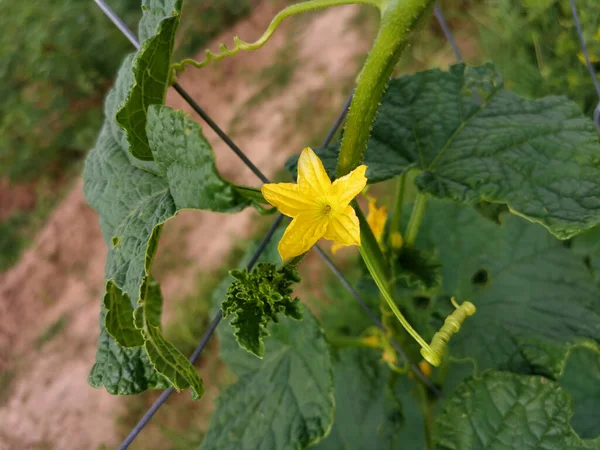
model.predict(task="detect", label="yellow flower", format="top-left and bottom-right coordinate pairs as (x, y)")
top-left (332, 196), bottom-right (387, 254)
top-left (261, 147), bottom-right (368, 260)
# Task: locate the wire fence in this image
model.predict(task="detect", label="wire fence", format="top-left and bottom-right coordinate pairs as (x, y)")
top-left (92, 0), bottom-right (600, 448)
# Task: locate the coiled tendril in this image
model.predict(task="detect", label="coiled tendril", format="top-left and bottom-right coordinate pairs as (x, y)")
top-left (421, 297), bottom-right (476, 367)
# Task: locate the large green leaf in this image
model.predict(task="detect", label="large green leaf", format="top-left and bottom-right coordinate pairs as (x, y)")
top-left (416, 199), bottom-right (600, 377)
top-left (434, 371), bottom-right (600, 449)
top-left (559, 345), bottom-right (600, 439)
top-left (116, 0), bottom-right (182, 160)
top-left (311, 349), bottom-right (403, 450)
top-left (289, 63), bottom-right (600, 239)
top-left (84, 0), bottom-right (250, 395)
top-left (200, 305), bottom-right (333, 450)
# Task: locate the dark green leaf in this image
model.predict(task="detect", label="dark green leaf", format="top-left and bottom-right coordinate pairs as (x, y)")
top-left (434, 371), bottom-right (600, 449)
top-left (200, 305), bottom-right (334, 450)
top-left (116, 0), bottom-right (182, 160)
top-left (312, 349), bottom-right (403, 450)
top-left (559, 345), bottom-right (600, 439)
top-left (289, 63), bottom-right (600, 239)
top-left (417, 200), bottom-right (600, 377)
top-left (222, 262), bottom-right (302, 358)
top-left (393, 246), bottom-right (442, 290)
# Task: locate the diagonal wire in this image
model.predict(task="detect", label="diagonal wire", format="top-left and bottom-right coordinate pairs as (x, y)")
top-left (95, 0), bottom-right (441, 446)
top-left (568, 0), bottom-right (600, 132)
top-left (434, 4), bottom-right (463, 62)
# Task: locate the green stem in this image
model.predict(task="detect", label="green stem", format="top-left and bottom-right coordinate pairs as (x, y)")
top-left (404, 193), bottom-right (428, 247)
top-left (389, 173), bottom-right (406, 237)
top-left (172, 0), bottom-right (383, 73)
top-left (356, 205), bottom-right (432, 352)
top-left (336, 0), bottom-right (436, 177)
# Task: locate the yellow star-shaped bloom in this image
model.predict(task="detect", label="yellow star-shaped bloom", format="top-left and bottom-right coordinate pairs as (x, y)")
top-left (261, 147), bottom-right (368, 260)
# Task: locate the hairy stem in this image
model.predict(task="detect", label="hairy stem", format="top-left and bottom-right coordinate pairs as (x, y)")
top-left (404, 192), bottom-right (428, 246)
top-left (336, 0), bottom-right (436, 177)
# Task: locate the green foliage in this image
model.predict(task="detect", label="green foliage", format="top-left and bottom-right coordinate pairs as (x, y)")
top-left (0, 0), bottom-right (256, 182)
top-left (75, 0), bottom-right (600, 446)
top-left (417, 199), bottom-right (600, 377)
top-left (202, 304), bottom-right (333, 450)
top-left (434, 371), bottom-right (600, 449)
top-left (222, 262), bottom-right (302, 357)
top-left (289, 63), bottom-right (600, 239)
top-left (311, 349), bottom-right (403, 450)
top-left (475, 0), bottom-right (600, 115)
top-left (393, 246), bottom-right (442, 290)
top-left (84, 0), bottom-right (252, 398)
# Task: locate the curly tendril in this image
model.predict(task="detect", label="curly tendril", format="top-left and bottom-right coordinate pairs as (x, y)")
top-left (170, 0), bottom-right (383, 74)
top-left (421, 297), bottom-right (477, 367)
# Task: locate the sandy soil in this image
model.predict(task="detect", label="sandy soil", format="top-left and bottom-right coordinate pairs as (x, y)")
top-left (0, 3), bottom-right (371, 449)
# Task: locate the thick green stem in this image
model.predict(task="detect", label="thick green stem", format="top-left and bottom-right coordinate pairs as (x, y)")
top-left (404, 193), bottom-right (428, 247)
top-left (336, 0), bottom-right (436, 177)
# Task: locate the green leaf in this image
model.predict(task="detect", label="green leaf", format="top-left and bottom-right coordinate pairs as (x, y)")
top-left (311, 349), bottom-right (403, 450)
top-left (434, 371), bottom-right (600, 449)
top-left (289, 63), bottom-right (600, 239)
top-left (89, 309), bottom-right (170, 395)
top-left (104, 280), bottom-right (144, 347)
top-left (200, 305), bottom-right (333, 450)
top-left (393, 246), bottom-right (442, 290)
top-left (417, 199), bottom-right (600, 377)
top-left (559, 345), bottom-right (600, 439)
top-left (222, 262), bottom-right (302, 358)
top-left (116, 0), bottom-right (182, 160)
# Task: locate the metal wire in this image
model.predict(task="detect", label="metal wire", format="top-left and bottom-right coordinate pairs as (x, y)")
top-left (568, 0), bottom-right (600, 132)
top-left (434, 4), bottom-right (462, 62)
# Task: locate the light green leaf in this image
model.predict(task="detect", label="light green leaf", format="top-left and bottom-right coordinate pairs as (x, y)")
top-left (104, 280), bottom-right (144, 347)
top-left (200, 305), bottom-right (333, 450)
top-left (132, 277), bottom-right (205, 400)
top-left (116, 0), bottom-right (182, 160)
top-left (312, 349), bottom-right (403, 450)
top-left (289, 63), bottom-right (600, 239)
top-left (416, 199), bottom-right (600, 377)
top-left (88, 309), bottom-right (170, 395)
top-left (434, 371), bottom-right (600, 450)
top-left (147, 105), bottom-right (248, 211)
top-left (559, 345), bottom-right (600, 439)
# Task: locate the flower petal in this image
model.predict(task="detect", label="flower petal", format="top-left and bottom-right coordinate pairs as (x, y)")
top-left (331, 165), bottom-right (368, 205)
top-left (323, 205), bottom-right (360, 248)
top-left (278, 213), bottom-right (328, 260)
top-left (366, 199), bottom-right (388, 243)
top-left (297, 147), bottom-right (331, 196)
top-left (261, 182), bottom-right (317, 218)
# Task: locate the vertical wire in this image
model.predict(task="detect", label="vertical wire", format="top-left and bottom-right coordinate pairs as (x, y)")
top-left (568, 0), bottom-right (600, 132)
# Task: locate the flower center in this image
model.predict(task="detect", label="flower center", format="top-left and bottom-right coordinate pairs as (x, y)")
top-left (322, 204), bottom-right (332, 215)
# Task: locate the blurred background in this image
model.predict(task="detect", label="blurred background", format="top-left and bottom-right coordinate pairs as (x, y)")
top-left (0, 0), bottom-right (598, 449)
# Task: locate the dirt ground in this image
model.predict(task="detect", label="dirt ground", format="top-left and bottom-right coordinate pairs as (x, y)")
top-left (0, 3), bottom-right (372, 449)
